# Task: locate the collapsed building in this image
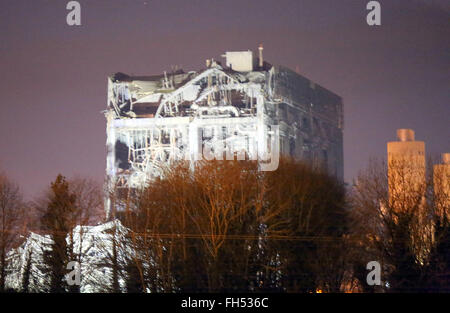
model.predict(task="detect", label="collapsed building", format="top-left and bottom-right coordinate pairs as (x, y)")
top-left (105, 46), bottom-right (344, 215)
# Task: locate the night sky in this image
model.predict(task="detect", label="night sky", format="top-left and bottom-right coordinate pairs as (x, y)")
top-left (0, 0), bottom-right (449, 200)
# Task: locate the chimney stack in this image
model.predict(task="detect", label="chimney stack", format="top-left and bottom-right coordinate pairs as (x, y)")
top-left (258, 44), bottom-right (264, 69)
top-left (397, 129), bottom-right (415, 142)
top-left (442, 153), bottom-right (450, 165)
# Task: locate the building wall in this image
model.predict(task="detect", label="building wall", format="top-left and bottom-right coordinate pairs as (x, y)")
top-left (271, 65), bottom-right (344, 178)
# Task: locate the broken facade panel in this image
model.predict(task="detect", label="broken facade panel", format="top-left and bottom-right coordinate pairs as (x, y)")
top-left (104, 49), bottom-right (344, 216)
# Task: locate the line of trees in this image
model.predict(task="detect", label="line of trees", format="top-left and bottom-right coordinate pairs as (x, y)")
top-left (0, 156), bottom-right (448, 292)
top-left (110, 159), bottom-right (348, 292)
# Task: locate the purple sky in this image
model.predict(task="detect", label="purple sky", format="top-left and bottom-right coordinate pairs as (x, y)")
top-left (0, 0), bottom-right (449, 200)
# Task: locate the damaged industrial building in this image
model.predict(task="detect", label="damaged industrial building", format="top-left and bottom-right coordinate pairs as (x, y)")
top-left (105, 46), bottom-right (344, 215)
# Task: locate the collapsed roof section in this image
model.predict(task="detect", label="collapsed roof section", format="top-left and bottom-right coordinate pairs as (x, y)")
top-left (106, 56), bottom-right (342, 129)
top-left (107, 61), bottom-right (268, 120)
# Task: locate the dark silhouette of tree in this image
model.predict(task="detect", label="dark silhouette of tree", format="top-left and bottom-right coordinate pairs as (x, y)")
top-left (21, 249), bottom-right (33, 293)
top-left (262, 159), bottom-right (348, 292)
top-left (110, 228), bottom-right (122, 293)
top-left (39, 174), bottom-right (78, 293)
top-left (0, 173), bottom-right (22, 292)
top-left (421, 218), bottom-right (450, 292)
top-left (115, 158), bottom-right (349, 293)
top-left (124, 257), bottom-right (144, 293)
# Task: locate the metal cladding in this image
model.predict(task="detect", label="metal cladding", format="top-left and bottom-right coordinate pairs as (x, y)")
top-left (104, 49), bottom-right (344, 214)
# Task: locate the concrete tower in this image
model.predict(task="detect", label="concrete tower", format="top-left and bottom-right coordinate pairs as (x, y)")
top-left (433, 153), bottom-right (450, 223)
top-left (387, 129), bottom-right (431, 262)
top-left (387, 129), bottom-right (426, 212)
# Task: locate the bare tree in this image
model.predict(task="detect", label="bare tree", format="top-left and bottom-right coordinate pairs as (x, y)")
top-left (69, 176), bottom-right (105, 226)
top-left (0, 173), bottom-right (23, 292)
top-left (68, 176), bottom-right (105, 291)
top-left (262, 158), bottom-right (348, 292)
top-left (115, 158), bottom-right (348, 293)
top-left (350, 157), bottom-right (449, 292)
